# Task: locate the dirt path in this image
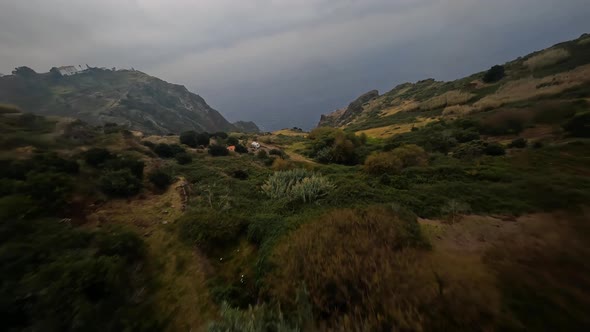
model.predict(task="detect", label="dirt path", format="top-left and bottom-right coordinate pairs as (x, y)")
top-left (260, 142), bottom-right (317, 164)
top-left (87, 177), bottom-right (216, 331)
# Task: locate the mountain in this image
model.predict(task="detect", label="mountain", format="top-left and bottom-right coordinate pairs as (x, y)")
top-left (232, 120), bottom-right (261, 133)
top-left (318, 33), bottom-right (590, 137)
top-left (0, 67), bottom-right (258, 134)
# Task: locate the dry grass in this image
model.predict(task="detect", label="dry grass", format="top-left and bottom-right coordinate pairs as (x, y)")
top-left (524, 48), bottom-right (570, 70)
top-left (420, 90), bottom-right (474, 111)
top-left (355, 117), bottom-right (437, 138)
top-left (379, 100), bottom-right (420, 116)
top-left (272, 129), bottom-right (307, 137)
top-left (474, 64), bottom-right (590, 111)
top-left (442, 104), bottom-right (474, 117)
top-left (579, 36), bottom-right (590, 45)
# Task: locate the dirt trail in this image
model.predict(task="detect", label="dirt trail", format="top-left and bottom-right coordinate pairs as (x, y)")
top-left (260, 142), bottom-right (317, 164)
top-left (87, 177), bottom-right (216, 331)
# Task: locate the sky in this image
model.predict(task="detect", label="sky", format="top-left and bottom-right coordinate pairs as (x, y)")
top-left (1, 0), bottom-right (589, 130)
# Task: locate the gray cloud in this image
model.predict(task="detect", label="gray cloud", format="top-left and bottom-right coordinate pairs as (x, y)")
top-left (1, 0), bottom-right (589, 130)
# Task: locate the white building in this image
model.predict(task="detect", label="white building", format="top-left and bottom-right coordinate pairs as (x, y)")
top-left (57, 66), bottom-right (81, 76)
top-left (251, 141), bottom-right (261, 149)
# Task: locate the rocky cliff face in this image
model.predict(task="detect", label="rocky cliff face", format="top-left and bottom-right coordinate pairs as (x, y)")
top-left (0, 68), bottom-right (255, 134)
top-left (318, 90), bottom-right (379, 127)
top-left (233, 120), bottom-right (260, 133)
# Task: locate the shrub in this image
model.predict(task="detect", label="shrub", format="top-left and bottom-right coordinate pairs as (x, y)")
top-left (148, 169), bottom-right (173, 190)
top-left (213, 132), bottom-right (229, 139)
top-left (25, 172), bottom-right (72, 211)
top-left (235, 144), bottom-right (248, 154)
top-left (508, 137), bottom-right (528, 148)
top-left (364, 144), bottom-right (428, 175)
top-left (99, 169), bottom-right (142, 197)
top-left (178, 209), bottom-right (245, 252)
top-left (83, 148), bottom-right (113, 167)
top-left (175, 152), bottom-right (193, 165)
top-left (154, 143), bottom-right (175, 158)
top-left (266, 207), bottom-right (499, 330)
top-left (364, 151), bottom-right (402, 175)
top-left (271, 158), bottom-right (294, 171)
top-left (453, 140), bottom-right (486, 159)
top-left (207, 302), bottom-right (301, 332)
top-left (180, 130), bottom-right (199, 147)
top-left (257, 150), bottom-right (268, 159)
top-left (142, 141), bottom-right (155, 149)
top-left (483, 65), bottom-right (505, 83)
top-left (209, 144), bottom-right (229, 156)
top-left (196, 132), bottom-right (211, 147)
top-left (479, 109), bottom-right (533, 136)
top-left (268, 149), bottom-right (283, 157)
top-left (524, 48), bottom-right (570, 70)
top-left (454, 129), bottom-right (480, 143)
top-left (308, 127), bottom-right (365, 165)
top-left (104, 156), bottom-right (145, 178)
top-left (484, 142), bottom-right (506, 156)
top-left (261, 169), bottom-right (335, 203)
top-left (227, 136), bottom-right (240, 146)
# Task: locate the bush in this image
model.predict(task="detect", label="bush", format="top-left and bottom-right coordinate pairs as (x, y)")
top-left (308, 127), bottom-right (366, 165)
top-left (196, 132), bottom-right (211, 147)
top-left (178, 209), bottom-right (245, 252)
top-left (364, 144), bottom-right (428, 175)
top-left (235, 144), bottom-right (248, 154)
top-left (213, 132), bottom-right (228, 139)
top-left (99, 169), bottom-right (142, 196)
top-left (175, 152), bottom-right (193, 165)
top-left (148, 169), bottom-right (173, 190)
top-left (484, 142), bottom-right (506, 156)
top-left (209, 144), bottom-right (229, 157)
top-left (271, 158), bottom-right (294, 171)
top-left (508, 137), bottom-right (528, 148)
top-left (104, 156), bottom-right (145, 178)
top-left (265, 207), bottom-right (499, 330)
top-left (261, 169), bottom-right (335, 203)
top-left (227, 136), bottom-right (240, 146)
top-left (83, 148), bottom-right (113, 167)
top-left (142, 141), bottom-right (155, 149)
top-left (268, 149), bottom-right (284, 157)
top-left (257, 150), bottom-right (268, 159)
top-left (154, 143), bottom-right (175, 158)
top-left (483, 65), bottom-right (505, 83)
top-left (180, 131), bottom-right (199, 147)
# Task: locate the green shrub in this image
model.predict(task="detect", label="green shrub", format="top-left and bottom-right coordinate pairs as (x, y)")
top-left (364, 144), bottom-right (428, 175)
top-left (235, 144), bottom-right (248, 154)
top-left (154, 143), bottom-right (175, 158)
top-left (484, 142), bottom-right (506, 156)
top-left (25, 172), bottom-right (72, 211)
top-left (227, 136), bottom-right (240, 146)
top-left (104, 156), bottom-right (145, 178)
top-left (148, 169), bottom-right (173, 190)
top-left (209, 144), bottom-right (229, 156)
top-left (196, 132), bottom-right (211, 147)
top-left (257, 150), bottom-right (268, 159)
top-left (99, 169), bottom-right (142, 197)
top-left (232, 169), bottom-right (249, 180)
top-left (508, 137), bottom-right (528, 148)
top-left (213, 132), bottom-right (229, 139)
top-left (265, 206), bottom-right (498, 331)
top-left (175, 152), bottom-right (193, 165)
top-left (180, 130), bottom-right (199, 147)
top-left (268, 149), bottom-right (284, 157)
top-left (208, 302), bottom-right (301, 332)
top-left (261, 169), bottom-right (335, 203)
top-left (83, 148), bottom-right (114, 167)
top-left (483, 65), bottom-right (505, 83)
top-left (178, 209), bottom-right (245, 252)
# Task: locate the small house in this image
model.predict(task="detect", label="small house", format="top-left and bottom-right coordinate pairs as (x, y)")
top-left (57, 66), bottom-right (81, 76)
top-left (251, 142), bottom-right (261, 149)
top-left (228, 145), bottom-right (236, 152)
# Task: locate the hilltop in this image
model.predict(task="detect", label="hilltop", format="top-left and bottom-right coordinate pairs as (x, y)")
top-left (0, 67), bottom-right (259, 135)
top-left (318, 33), bottom-right (590, 138)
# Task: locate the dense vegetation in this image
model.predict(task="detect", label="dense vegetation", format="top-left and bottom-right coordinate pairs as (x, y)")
top-left (1, 34), bottom-right (590, 332)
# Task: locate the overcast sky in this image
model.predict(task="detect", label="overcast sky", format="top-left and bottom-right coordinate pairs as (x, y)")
top-left (1, 0), bottom-right (589, 130)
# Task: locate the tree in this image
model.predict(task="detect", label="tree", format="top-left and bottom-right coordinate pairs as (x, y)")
top-left (483, 65), bottom-right (505, 83)
top-left (175, 152), bottom-right (193, 165)
top-left (208, 144), bottom-right (229, 156)
top-left (227, 136), bottom-right (239, 146)
top-left (99, 169), bottom-right (142, 197)
top-left (154, 143), bottom-right (175, 158)
top-left (83, 148), bottom-right (114, 167)
top-left (148, 169), bottom-right (173, 190)
top-left (12, 66), bottom-right (37, 77)
top-left (196, 132), bottom-right (210, 147)
top-left (180, 131), bottom-right (198, 147)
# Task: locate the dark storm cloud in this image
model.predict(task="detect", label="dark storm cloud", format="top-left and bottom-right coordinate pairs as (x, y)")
top-left (1, 0), bottom-right (589, 130)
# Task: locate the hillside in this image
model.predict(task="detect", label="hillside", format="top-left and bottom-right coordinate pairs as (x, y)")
top-left (318, 33), bottom-right (590, 138)
top-left (0, 67), bottom-right (259, 134)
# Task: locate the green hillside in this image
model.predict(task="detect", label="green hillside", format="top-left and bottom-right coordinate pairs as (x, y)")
top-left (0, 67), bottom-right (259, 135)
